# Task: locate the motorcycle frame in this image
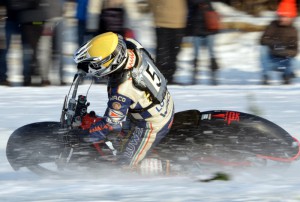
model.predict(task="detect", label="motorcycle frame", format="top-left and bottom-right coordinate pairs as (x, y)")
top-left (60, 70), bottom-right (86, 128)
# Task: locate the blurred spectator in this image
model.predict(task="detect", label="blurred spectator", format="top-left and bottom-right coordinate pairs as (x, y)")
top-left (0, 0), bottom-right (65, 86)
top-left (76, 0), bottom-right (134, 47)
top-left (186, 0), bottom-right (220, 85)
top-left (76, 0), bottom-right (90, 47)
top-left (0, 0), bottom-right (25, 86)
top-left (259, 0), bottom-right (298, 85)
top-left (18, 0), bottom-right (52, 86)
top-left (148, 0), bottom-right (188, 84)
top-left (98, 0), bottom-right (136, 39)
top-left (98, 0), bottom-right (126, 36)
top-left (1, 0), bottom-right (54, 86)
top-left (43, 0), bottom-right (66, 85)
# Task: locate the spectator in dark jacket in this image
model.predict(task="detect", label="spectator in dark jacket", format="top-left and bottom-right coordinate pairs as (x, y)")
top-left (186, 0), bottom-right (220, 85)
top-left (0, 0), bottom-right (65, 86)
top-left (98, 0), bottom-right (126, 36)
top-left (17, 0), bottom-right (52, 86)
top-left (259, 0), bottom-right (298, 85)
top-left (0, 0), bottom-right (26, 86)
top-left (148, 0), bottom-right (188, 84)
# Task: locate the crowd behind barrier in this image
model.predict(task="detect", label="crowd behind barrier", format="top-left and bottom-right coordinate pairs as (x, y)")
top-left (0, 0), bottom-right (298, 87)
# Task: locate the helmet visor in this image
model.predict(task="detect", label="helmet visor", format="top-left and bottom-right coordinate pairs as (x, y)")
top-left (88, 54), bottom-right (113, 70)
top-left (88, 41), bottom-right (127, 77)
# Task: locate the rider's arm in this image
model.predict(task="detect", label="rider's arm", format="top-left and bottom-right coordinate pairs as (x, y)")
top-left (88, 88), bottom-right (133, 141)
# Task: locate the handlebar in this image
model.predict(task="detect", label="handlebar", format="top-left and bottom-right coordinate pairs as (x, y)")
top-left (61, 70), bottom-right (91, 128)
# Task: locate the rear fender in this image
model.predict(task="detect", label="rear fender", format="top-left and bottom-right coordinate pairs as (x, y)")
top-left (169, 110), bottom-right (300, 161)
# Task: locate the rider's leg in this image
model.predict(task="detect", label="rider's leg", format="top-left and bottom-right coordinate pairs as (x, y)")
top-left (121, 115), bottom-right (174, 168)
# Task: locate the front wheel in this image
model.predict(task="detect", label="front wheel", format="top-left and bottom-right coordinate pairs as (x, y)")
top-left (6, 122), bottom-right (67, 176)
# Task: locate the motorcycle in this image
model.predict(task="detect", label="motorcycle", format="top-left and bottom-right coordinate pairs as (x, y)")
top-left (6, 70), bottom-right (300, 177)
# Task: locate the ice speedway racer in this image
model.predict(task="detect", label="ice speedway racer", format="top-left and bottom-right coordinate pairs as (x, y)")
top-left (6, 70), bottom-right (300, 177)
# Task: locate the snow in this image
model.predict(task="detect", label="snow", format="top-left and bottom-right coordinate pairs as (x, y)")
top-left (1, 3), bottom-right (300, 201)
top-left (1, 84), bottom-right (300, 201)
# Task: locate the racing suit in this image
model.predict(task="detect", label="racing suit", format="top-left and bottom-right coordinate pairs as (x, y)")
top-left (88, 39), bottom-right (175, 167)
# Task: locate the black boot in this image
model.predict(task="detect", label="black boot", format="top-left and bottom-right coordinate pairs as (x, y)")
top-left (210, 58), bottom-right (219, 85)
top-left (211, 70), bottom-right (217, 85)
top-left (262, 75), bottom-right (269, 85)
top-left (0, 79), bottom-right (10, 86)
top-left (210, 58), bottom-right (219, 71)
top-left (23, 77), bottom-right (32, 86)
top-left (282, 74), bottom-right (291, 85)
top-left (192, 59), bottom-right (198, 85)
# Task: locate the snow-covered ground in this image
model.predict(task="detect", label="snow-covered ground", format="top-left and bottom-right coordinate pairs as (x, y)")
top-left (1, 3), bottom-right (300, 201)
top-left (1, 82), bottom-right (300, 201)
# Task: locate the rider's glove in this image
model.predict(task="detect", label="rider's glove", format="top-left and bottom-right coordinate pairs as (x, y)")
top-left (87, 121), bottom-right (113, 142)
top-left (65, 129), bottom-right (89, 146)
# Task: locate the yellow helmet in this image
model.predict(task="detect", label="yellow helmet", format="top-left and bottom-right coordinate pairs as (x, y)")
top-left (73, 32), bottom-right (128, 77)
